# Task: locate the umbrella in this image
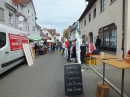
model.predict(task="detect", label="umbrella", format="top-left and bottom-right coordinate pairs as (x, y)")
top-left (28, 34), bottom-right (42, 41)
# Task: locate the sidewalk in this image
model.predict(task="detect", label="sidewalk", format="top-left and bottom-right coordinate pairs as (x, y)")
top-left (91, 64), bottom-right (130, 97)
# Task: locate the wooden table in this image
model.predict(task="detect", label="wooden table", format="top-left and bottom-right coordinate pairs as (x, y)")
top-left (90, 55), bottom-right (117, 59)
top-left (101, 59), bottom-right (130, 97)
top-left (90, 55), bottom-right (117, 85)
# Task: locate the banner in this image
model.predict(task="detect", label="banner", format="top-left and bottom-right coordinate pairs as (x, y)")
top-left (8, 34), bottom-right (28, 51)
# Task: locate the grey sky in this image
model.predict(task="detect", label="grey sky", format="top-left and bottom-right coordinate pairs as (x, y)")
top-left (33, 0), bottom-right (87, 35)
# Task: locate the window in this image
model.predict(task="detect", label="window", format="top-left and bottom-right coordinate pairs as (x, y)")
top-left (84, 19), bottom-right (86, 26)
top-left (89, 13), bottom-right (91, 22)
top-left (101, 0), bottom-right (105, 12)
top-left (32, 26), bottom-right (35, 31)
top-left (9, 13), bottom-right (13, 23)
top-left (0, 7), bottom-right (4, 21)
top-left (0, 32), bottom-right (6, 49)
top-left (32, 14), bottom-right (34, 20)
top-left (99, 23), bottom-right (117, 52)
top-left (93, 7), bottom-right (96, 18)
top-left (111, 0), bottom-right (115, 3)
top-left (28, 7), bottom-right (30, 17)
top-left (26, 23), bottom-right (30, 30)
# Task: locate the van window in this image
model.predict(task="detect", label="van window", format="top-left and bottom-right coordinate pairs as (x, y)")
top-left (0, 32), bottom-right (6, 49)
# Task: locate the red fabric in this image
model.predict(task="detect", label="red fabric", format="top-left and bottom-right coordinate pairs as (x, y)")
top-left (13, 0), bottom-right (19, 5)
top-left (65, 41), bottom-right (69, 48)
top-left (128, 50), bottom-right (130, 54)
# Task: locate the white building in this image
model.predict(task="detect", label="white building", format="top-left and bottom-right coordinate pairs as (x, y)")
top-left (47, 28), bottom-right (60, 43)
top-left (41, 28), bottom-right (55, 42)
top-left (78, 0), bottom-right (130, 54)
top-left (0, 0), bottom-right (40, 36)
top-left (55, 33), bottom-right (60, 42)
top-left (70, 22), bottom-right (79, 40)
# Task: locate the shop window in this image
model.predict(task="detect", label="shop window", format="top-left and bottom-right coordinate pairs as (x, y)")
top-left (99, 23), bottom-right (117, 52)
top-left (0, 32), bottom-right (6, 49)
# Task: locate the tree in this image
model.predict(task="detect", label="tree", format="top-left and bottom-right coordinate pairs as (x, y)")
top-left (63, 29), bottom-right (68, 39)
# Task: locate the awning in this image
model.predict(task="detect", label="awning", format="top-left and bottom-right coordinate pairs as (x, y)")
top-left (47, 40), bottom-right (52, 42)
top-left (28, 34), bottom-right (42, 41)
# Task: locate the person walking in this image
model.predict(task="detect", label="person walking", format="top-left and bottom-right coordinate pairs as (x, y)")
top-left (62, 41), bottom-right (65, 56)
top-left (67, 41), bottom-right (72, 62)
top-left (95, 36), bottom-right (101, 52)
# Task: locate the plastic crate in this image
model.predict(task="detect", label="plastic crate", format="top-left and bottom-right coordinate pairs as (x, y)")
top-left (85, 57), bottom-right (96, 65)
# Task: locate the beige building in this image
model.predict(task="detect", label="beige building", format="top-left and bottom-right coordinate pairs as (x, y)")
top-left (78, 0), bottom-right (130, 54)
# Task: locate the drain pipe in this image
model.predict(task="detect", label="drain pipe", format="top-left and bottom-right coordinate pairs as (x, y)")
top-left (122, 0), bottom-right (125, 56)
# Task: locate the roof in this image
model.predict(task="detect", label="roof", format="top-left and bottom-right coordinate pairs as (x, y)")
top-left (78, 0), bottom-right (96, 21)
top-left (35, 23), bottom-right (41, 29)
top-left (56, 33), bottom-right (60, 36)
top-left (18, 0), bottom-right (36, 15)
top-left (40, 30), bottom-right (46, 37)
top-left (47, 29), bottom-right (56, 36)
top-left (19, 0), bottom-right (32, 4)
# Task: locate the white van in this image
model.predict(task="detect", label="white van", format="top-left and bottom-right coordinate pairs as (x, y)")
top-left (0, 24), bottom-right (28, 74)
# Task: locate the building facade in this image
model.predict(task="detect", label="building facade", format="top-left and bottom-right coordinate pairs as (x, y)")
top-left (70, 22), bottom-right (79, 40)
top-left (0, 0), bottom-right (40, 36)
top-left (41, 28), bottom-right (55, 42)
top-left (79, 0), bottom-right (130, 54)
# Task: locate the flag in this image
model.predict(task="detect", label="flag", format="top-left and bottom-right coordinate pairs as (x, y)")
top-left (13, 0), bottom-right (19, 5)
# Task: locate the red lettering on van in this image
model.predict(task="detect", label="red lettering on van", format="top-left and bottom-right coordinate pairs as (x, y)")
top-left (8, 34), bottom-right (28, 51)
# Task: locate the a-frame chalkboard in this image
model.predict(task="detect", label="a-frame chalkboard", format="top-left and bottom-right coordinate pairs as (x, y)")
top-left (64, 63), bottom-right (83, 96)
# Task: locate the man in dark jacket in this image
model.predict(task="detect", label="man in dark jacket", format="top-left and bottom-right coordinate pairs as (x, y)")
top-left (95, 36), bottom-right (101, 52)
top-left (67, 41), bottom-right (72, 62)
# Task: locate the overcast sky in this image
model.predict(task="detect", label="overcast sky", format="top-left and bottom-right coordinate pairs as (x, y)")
top-left (33, 0), bottom-right (87, 36)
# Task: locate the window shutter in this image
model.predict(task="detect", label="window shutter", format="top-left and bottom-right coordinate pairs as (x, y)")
top-left (0, 8), bottom-right (4, 21)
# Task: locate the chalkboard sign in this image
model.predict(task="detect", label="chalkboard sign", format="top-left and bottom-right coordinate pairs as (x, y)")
top-left (64, 64), bottom-right (83, 96)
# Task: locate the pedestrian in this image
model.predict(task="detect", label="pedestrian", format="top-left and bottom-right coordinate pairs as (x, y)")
top-left (95, 36), bottom-right (101, 52)
top-left (59, 42), bottom-right (62, 52)
top-left (70, 44), bottom-right (76, 62)
top-left (124, 50), bottom-right (130, 63)
top-left (62, 41), bottom-right (65, 55)
top-left (48, 43), bottom-right (52, 54)
top-left (67, 41), bottom-right (72, 62)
